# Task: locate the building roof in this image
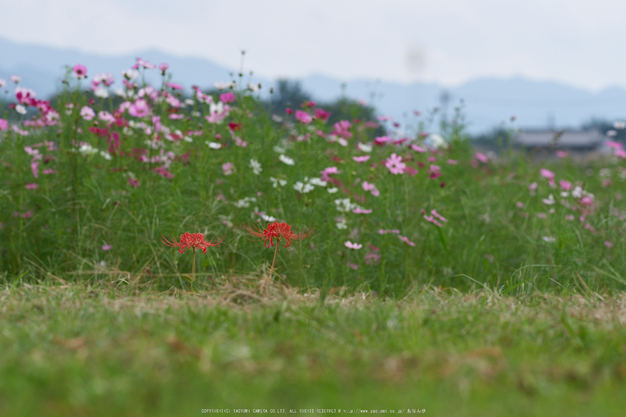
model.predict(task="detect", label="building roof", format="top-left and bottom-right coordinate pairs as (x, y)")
top-left (515, 129), bottom-right (604, 149)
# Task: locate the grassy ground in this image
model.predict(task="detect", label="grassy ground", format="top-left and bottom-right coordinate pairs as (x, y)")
top-left (3, 62), bottom-right (626, 415)
top-left (2, 280), bottom-right (626, 416)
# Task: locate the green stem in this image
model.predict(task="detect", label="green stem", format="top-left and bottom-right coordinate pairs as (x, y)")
top-left (270, 241), bottom-right (280, 280)
top-left (191, 248), bottom-right (196, 292)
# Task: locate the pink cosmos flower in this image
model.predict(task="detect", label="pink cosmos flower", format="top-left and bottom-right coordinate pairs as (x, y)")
top-left (559, 180), bottom-right (572, 190)
top-left (314, 108), bottom-right (331, 121)
top-left (353, 208), bottom-right (372, 214)
top-left (605, 241), bottom-right (614, 248)
top-left (31, 162), bottom-right (39, 178)
top-left (129, 99), bottom-right (150, 117)
top-left (43, 169), bottom-right (57, 175)
top-left (404, 166), bottom-right (418, 176)
top-left (384, 153), bottom-right (406, 175)
top-left (529, 182), bottom-right (537, 192)
top-left (332, 120), bottom-right (352, 138)
top-left (128, 178), bottom-right (140, 187)
top-left (365, 253), bottom-right (381, 265)
top-left (220, 92), bottom-right (236, 103)
top-left (540, 168), bottom-right (555, 180)
top-left (411, 145), bottom-right (427, 153)
top-left (606, 140), bottom-right (623, 149)
top-left (0, 78), bottom-right (5, 87)
top-left (362, 181), bottom-right (379, 197)
top-left (516, 201), bottom-right (525, 208)
top-left (377, 115), bottom-right (392, 122)
top-left (222, 162), bottom-right (235, 175)
top-left (537, 213), bottom-right (547, 219)
top-left (353, 155), bottom-right (370, 163)
top-left (164, 82), bottom-right (183, 90)
top-left (378, 229), bottom-right (400, 235)
top-left (0, 119), bottom-right (8, 131)
top-left (431, 210), bottom-right (448, 223)
top-left (80, 106), bottom-right (95, 121)
top-left (98, 111), bottom-right (115, 123)
top-left (166, 94), bottom-right (182, 108)
top-left (556, 150), bottom-right (569, 158)
top-left (10, 75), bottom-right (21, 83)
top-left (26, 183), bottom-right (38, 189)
top-left (428, 165), bottom-right (442, 179)
top-left (475, 152), bottom-right (488, 163)
top-left (345, 241), bottom-right (362, 250)
top-left (615, 149), bottom-right (626, 159)
top-left (73, 64), bottom-right (87, 78)
top-left (427, 156), bottom-right (437, 163)
top-left (398, 235), bottom-right (416, 247)
top-left (347, 262), bottom-right (359, 270)
top-left (565, 215), bottom-right (574, 221)
top-left (374, 136), bottom-right (392, 146)
top-left (423, 215), bottom-right (442, 227)
top-left (295, 110), bottom-right (312, 124)
top-left (580, 196), bottom-right (594, 206)
top-left (102, 245), bottom-right (112, 251)
top-left (320, 166), bottom-right (340, 181)
top-left (447, 159), bottom-right (458, 165)
top-left (159, 63), bottom-right (169, 73)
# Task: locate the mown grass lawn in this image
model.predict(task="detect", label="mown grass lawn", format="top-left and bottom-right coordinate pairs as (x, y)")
top-left (2, 280), bottom-right (626, 416)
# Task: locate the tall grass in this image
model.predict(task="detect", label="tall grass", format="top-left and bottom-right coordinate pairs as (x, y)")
top-left (1, 63), bottom-right (625, 296)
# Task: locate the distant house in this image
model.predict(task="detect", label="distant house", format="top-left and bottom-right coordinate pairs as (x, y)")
top-left (514, 129), bottom-right (605, 152)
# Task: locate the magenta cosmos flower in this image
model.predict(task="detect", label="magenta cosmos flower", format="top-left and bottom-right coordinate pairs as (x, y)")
top-left (73, 64), bottom-right (87, 79)
top-left (295, 110), bottom-right (312, 125)
top-left (220, 92), bottom-right (235, 103)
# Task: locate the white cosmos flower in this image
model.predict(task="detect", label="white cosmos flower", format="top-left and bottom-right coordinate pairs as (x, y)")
top-left (427, 133), bottom-right (446, 149)
top-left (249, 158), bottom-right (262, 175)
top-left (234, 197), bottom-right (256, 208)
top-left (270, 177), bottom-right (287, 188)
top-left (273, 145), bottom-right (286, 153)
top-left (335, 218), bottom-right (348, 229)
top-left (15, 104), bottom-right (26, 115)
top-left (214, 81), bottom-right (235, 89)
top-left (327, 187), bottom-right (339, 194)
top-left (308, 178), bottom-right (327, 187)
top-left (94, 87), bottom-right (109, 98)
top-left (358, 143), bottom-right (373, 153)
top-left (122, 69), bottom-right (139, 80)
top-left (206, 141), bottom-right (222, 149)
top-left (279, 154), bottom-right (294, 165)
top-left (542, 194), bottom-right (555, 205)
top-left (294, 182), bottom-right (314, 193)
top-left (334, 198), bottom-right (360, 212)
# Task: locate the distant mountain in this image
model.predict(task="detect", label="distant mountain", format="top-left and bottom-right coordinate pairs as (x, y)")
top-left (2, 36), bottom-right (626, 134)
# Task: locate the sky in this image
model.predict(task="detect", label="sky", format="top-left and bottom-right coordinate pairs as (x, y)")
top-left (1, 0), bottom-right (624, 91)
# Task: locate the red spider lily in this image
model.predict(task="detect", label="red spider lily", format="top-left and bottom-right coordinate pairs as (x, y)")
top-left (243, 222), bottom-right (313, 248)
top-left (160, 232), bottom-right (223, 254)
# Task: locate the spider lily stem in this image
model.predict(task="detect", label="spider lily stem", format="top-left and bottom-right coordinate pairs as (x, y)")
top-left (270, 241), bottom-right (280, 280)
top-left (191, 248), bottom-right (196, 292)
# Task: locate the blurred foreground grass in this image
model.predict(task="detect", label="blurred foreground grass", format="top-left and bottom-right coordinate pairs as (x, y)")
top-left (2, 280), bottom-right (626, 416)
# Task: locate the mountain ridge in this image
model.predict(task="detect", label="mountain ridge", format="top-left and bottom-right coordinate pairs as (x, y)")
top-left (1, 36), bottom-right (624, 133)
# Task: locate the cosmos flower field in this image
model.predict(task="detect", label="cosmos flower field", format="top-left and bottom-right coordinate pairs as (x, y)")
top-left (1, 59), bottom-right (626, 296)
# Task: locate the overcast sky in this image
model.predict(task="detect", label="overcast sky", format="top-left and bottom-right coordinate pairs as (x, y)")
top-left (1, 0), bottom-right (623, 90)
